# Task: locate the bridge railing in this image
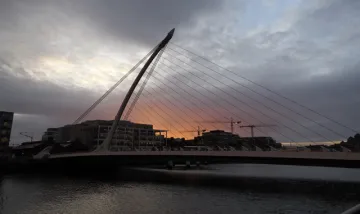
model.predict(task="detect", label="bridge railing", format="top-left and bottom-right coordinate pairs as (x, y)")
top-left (50, 150), bottom-right (360, 161)
top-left (341, 204), bottom-right (360, 214)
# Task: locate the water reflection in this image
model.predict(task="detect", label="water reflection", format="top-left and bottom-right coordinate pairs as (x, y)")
top-left (0, 164), bottom-right (359, 214)
top-left (173, 164), bottom-right (360, 182)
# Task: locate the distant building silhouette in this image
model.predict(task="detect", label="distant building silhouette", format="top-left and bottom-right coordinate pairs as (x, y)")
top-left (12, 141), bottom-right (47, 157)
top-left (195, 130), bottom-right (241, 145)
top-left (42, 128), bottom-right (58, 142)
top-left (339, 133), bottom-right (360, 152)
top-left (0, 111), bottom-right (14, 152)
top-left (46, 120), bottom-right (167, 151)
top-left (241, 137), bottom-right (281, 151)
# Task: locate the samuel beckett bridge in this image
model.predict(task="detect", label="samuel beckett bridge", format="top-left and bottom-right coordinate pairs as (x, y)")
top-left (29, 28), bottom-right (360, 169)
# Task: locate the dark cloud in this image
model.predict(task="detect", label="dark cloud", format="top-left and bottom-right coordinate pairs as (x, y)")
top-left (279, 64), bottom-right (360, 130)
top-left (0, 67), bottom-right (128, 143)
top-left (148, 58), bottom-right (360, 142)
top-left (0, 72), bottom-right (91, 117)
top-left (149, 0), bottom-right (360, 141)
top-left (0, 0), bottom-right (223, 46)
top-left (73, 0), bottom-right (223, 45)
top-left (0, 0), bottom-right (359, 143)
top-left (0, 0), bottom-right (226, 143)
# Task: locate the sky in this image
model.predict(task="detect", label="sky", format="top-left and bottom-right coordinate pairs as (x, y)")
top-left (0, 0), bottom-right (359, 145)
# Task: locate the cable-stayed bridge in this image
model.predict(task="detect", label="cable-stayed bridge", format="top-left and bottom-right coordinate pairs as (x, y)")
top-left (30, 28), bottom-right (360, 169)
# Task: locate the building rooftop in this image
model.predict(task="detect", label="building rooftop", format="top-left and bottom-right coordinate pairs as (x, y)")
top-left (13, 141), bottom-right (44, 150)
top-left (0, 111), bottom-right (14, 114)
top-left (80, 120), bottom-right (153, 127)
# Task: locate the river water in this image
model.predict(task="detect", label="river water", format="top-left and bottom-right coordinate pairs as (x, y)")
top-left (1, 164), bottom-right (359, 214)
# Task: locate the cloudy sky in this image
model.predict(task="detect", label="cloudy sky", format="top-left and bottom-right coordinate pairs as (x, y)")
top-left (1, 0), bottom-right (359, 144)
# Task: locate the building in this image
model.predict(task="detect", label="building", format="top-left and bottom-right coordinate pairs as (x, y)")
top-left (42, 128), bottom-right (58, 142)
top-left (306, 145), bottom-right (331, 152)
top-left (195, 130), bottom-right (241, 145)
top-left (12, 141), bottom-right (47, 158)
top-left (0, 111), bottom-right (14, 152)
top-left (241, 137), bottom-right (281, 151)
top-left (54, 120), bottom-right (167, 151)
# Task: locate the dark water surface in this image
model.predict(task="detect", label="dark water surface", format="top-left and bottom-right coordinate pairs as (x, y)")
top-left (1, 164), bottom-right (359, 214)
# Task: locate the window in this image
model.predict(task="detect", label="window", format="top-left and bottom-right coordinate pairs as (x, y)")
top-left (3, 122), bottom-right (11, 127)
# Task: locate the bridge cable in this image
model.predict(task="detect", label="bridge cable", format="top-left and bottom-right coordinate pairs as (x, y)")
top-left (134, 76), bottom-right (253, 139)
top-left (163, 51), bottom-right (340, 144)
top-left (123, 47), bottom-right (165, 120)
top-left (130, 104), bottom-right (187, 139)
top-left (132, 99), bottom-right (194, 139)
top-left (168, 43), bottom-right (357, 136)
top-left (158, 58), bottom-right (303, 144)
top-left (159, 57), bottom-right (322, 144)
top-left (119, 50), bottom-right (211, 136)
top-left (72, 45), bottom-right (157, 124)
top-left (142, 83), bottom-right (211, 132)
top-left (162, 50), bottom-right (337, 144)
top-left (154, 65), bottom-right (276, 139)
top-left (155, 64), bottom-right (296, 144)
top-left (121, 55), bottom-right (292, 144)
top-left (148, 71), bottom-right (229, 133)
top-left (139, 88), bottom-right (199, 137)
top-left (141, 104), bottom-right (187, 139)
top-left (150, 67), bottom-right (259, 137)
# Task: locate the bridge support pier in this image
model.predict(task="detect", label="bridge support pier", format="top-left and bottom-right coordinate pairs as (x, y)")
top-left (196, 161), bottom-right (201, 168)
top-left (185, 161), bottom-right (191, 169)
top-left (166, 160), bottom-right (174, 170)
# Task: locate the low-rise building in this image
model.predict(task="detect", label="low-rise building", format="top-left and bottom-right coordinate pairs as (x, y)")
top-left (195, 130), bottom-right (241, 145)
top-left (54, 120), bottom-right (167, 151)
top-left (12, 141), bottom-right (47, 157)
top-left (306, 145), bottom-right (331, 152)
top-left (241, 137), bottom-right (281, 151)
top-left (42, 128), bottom-right (58, 142)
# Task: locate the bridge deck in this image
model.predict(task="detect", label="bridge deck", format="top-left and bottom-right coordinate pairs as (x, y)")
top-left (50, 151), bottom-right (360, 161)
